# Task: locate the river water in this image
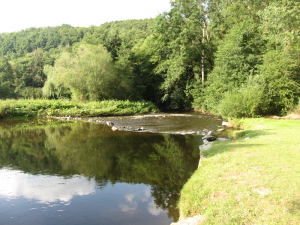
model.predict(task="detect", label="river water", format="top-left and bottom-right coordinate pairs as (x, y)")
top-left (0, 112), bottom-right (223, 225)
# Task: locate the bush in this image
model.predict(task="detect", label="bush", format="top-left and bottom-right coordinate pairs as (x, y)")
top-left (258, 50), bottom-right (300, 115)
top-left (217, 76), bottom-right (265, 118)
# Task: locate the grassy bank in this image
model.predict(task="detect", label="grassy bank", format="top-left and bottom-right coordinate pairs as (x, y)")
top-left (178, 118), bottom-right (300, 224)
top-left (0, 99), bottom-right (158, 118)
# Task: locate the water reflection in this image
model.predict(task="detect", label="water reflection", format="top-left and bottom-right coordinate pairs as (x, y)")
top-left (0, 169), bottom-right (96, 203)
top-left (0, 118), bottom-right (202, 224)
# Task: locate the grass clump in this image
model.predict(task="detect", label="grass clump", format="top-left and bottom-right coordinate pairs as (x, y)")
top-left (0, 99), bottom-right (159, 118)
top-left (228, 130), bottom-right (246, 140)
top-left (178, 118), bottom-right (300, 224)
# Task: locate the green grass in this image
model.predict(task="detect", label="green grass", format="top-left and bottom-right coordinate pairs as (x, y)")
top-left (178, 118), bottom-right (300, 224)
top-left (0, 99), bottom-right (159, 118)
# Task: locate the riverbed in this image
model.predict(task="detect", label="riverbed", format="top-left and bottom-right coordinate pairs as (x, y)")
top-left (0, 112), bottom-right (223, 225)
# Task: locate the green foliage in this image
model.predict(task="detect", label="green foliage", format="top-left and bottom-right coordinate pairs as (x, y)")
top-left (217, 76), bottom-right (265, 118)
top-left (18, 87), bottom-right (43, 99)
top-left (12, 48), bottom-right (53, 97)
top-left (0, 99), bottom-right (158, 118)
top-left (131, 35), bottom-right (165, 105)
top-left (228, 130), bottom-right (246, 140)
top-left (258, 1), bottom-right (300, 52)
top-left (0, 20), bottom-right (154, 103)
top-left (258, 50), bottom-right (300, 115)
top-left (195, 19), bottom-right (265, 113)
top-left (0, 24), bottom-right (85, 60)
top-left (43, 44), bottom-right (135, 101)
top-left (195, 1), bottom-right (300, 117)
top-left (152, 0), bottom-right (213, 109)
top-left (1, 4), bottom-right (299, 115)
top-left (0, 57), bottom-right (15, 98)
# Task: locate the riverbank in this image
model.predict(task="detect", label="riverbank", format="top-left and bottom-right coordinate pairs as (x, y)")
top-left (175, 118), bottom-right (300, 224)
top-left (0, 99), bottom-right (158, 118)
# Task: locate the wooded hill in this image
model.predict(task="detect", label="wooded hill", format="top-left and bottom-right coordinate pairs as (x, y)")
top-left (0, 0), bottom-right (299, 118)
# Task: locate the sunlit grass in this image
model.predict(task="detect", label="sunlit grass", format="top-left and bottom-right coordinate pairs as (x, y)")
top-left (0, 99), bottom-right (159, 118)
top-left (178, 118), bottom-right (300, 224)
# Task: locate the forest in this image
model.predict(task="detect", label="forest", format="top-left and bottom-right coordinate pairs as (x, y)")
top-left (0, 0), bottom-right (299, 118)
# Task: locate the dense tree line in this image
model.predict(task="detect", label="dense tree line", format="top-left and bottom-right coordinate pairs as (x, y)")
top-left (0, 1), bottom-right (299, 117)
top-left (0, 24), bottom-right (84, 59)
top-left (147, 0), bottom-right (300, 116)
top-left (0, 19), bottom-right (154, 100)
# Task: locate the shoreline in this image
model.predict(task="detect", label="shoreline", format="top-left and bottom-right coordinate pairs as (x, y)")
top-left (0, 99), bottom-right (158, 119)
top-left (173, 117), bottom-right (300, 224)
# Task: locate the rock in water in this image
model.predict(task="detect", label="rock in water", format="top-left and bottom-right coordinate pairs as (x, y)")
top-left (222, 121), bottom-right (229, 126)
top-left (202, 135), bottom-right (217, 142)
top-left (207, 131), bottom-right (215, 136)
top-left (111, 126), bottom-right (118, 131)
top-left (106, 121), bottom-right (114, 126)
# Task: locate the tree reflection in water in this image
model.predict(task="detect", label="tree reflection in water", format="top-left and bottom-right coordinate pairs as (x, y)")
top-left (0, 118), bottom-right (199, 221)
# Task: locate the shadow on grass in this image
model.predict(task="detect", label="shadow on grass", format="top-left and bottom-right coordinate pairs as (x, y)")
top-left (229, 129), bottom-right (273, 140)
top-left (203, 143), bottom-right (265, 157)
top-left (202, 129), bottom-right (273, 157)
top-left (288, 199), bottom-right (300, 215)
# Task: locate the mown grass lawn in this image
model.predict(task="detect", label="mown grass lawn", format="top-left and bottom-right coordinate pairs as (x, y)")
top-left (178, 118), bottom-right (300, 224)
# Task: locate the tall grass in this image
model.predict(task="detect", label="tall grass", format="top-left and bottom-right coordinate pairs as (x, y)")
top-left (0, 99), bottom-right (158, 118)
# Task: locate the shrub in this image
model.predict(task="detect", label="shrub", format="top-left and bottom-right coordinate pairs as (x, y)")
top-left (258, 50), bottom-right (300, 115)
top-left (217, 76), bottom-right (265, 118)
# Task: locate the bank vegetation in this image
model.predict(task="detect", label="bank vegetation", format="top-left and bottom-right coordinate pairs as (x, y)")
top-left (0, 99), bottom-right (158, 118)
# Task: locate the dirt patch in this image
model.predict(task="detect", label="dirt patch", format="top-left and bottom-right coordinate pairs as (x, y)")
top-left (209, 192), bottom-right (228, 199)
top-left (251, 166), bottom-right (263, 170)
top-left (283, 113), bottom-right (300, 120)
top-left (222, 172), bottom-right (247, 179)
top-left (265, 113), bottom-right (300, 120)
top-left (278, 165), bottom-right (289, 169)
top-left (237, 179), bottom-right (260, 185)
top-left (253, 187), bottom-right (272, 195)
top-left (222, 173), bottom-right (239, 179)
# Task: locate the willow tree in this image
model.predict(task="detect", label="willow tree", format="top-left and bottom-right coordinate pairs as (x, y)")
top-left (43, 44), bottom-right (134, 101)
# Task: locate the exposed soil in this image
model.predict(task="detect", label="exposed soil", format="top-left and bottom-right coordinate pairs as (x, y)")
top-left (264, 113), bottom-right (300, 120)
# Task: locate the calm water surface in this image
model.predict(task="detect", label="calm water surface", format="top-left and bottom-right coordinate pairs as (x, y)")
top-left (0, 113), bottom-right (222, 225)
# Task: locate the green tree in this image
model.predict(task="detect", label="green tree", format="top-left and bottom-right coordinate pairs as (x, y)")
top-left (152, 0), bottom-right (215, 109)
top-left (43, 44), bottom-right (135, 101)
top-left (196, 0), bottom-right (300, 117)
top-left (12, 48), bottom-right (50, 98)
top-left (256, 1), bottom-right (300, 114)
top-left (199, 19), bottom-right (265, 112)
top-left (0, 57), bottom-right (15, 98)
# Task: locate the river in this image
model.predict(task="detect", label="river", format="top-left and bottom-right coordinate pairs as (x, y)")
top-left (0, 112), bottom-right (224, 225)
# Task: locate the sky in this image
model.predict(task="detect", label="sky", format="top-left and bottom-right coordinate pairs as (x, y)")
top-left (0, 0), bottom-right (171, 33)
